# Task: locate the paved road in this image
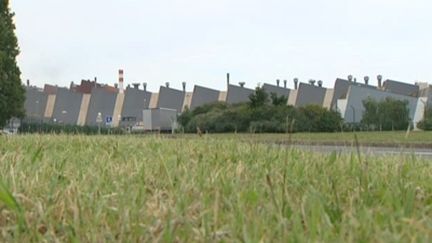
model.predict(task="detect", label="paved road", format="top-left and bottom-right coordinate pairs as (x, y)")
top-left (283, 144), bottom-right (432, 159)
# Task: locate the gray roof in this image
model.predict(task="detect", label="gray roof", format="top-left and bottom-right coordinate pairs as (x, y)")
top-left (344, 85), bottom-right (419, 123)
top-left (383, 79), bottom-right (419, 97)
top-left (332, 78), bottom-right (376, 110)
top-left (295, 83), bottom-right (327, 107)
top-left (52, 88), bottom-right (83, 125)
top-left (157, 86), bottom-right (186, 113)
top-left (189, 85), bottom-right (220, 110)
top-left (121, 87), bottom-right (152, 125)
top-left (24, 87), bottom-right (48, 120)
top-left (262, 83), bottom-right (290, 98)
top-left (226, 84), bottom-right (254, 104)
top-left (86, 88), bottom-right (118, 126)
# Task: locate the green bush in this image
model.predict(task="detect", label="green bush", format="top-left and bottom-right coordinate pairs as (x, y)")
top-left (177, 94), bottom-right (343, 133)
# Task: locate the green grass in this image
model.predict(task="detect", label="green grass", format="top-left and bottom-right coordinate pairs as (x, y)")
top-left (174, 131), bottom-right (432, 147)
top-left (0, 135), bottom-right (431, 242)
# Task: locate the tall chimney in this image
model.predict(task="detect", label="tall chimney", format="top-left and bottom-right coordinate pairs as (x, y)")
top-left (276, 79), bottom-right (280, 87)
top-left (239, 82), bottom-right (245, 87)
top-left (143, 82), bottom-right (147, 92)
top-left (165, 82), bottom-right (170, 88)
top-left (318, 80), bottom-right (323, 87)
top-left (364, 76), bottom-right (369, 85)
top-left (294, 78), bottom-right (299, 90)
top-left (377, 75), bottom-right (383, 88)
top-left (94, 77), bottom-right (97, 82)
top-left (283, 80), bottom-right (287, 88)
top-left (227, 73), bottom-right (230, 87)
top-left (182, 82), bottom-right (186, 92)
top-left (26, 79), bottom-right (30, 86)
top-left (118, 69), bottom-right (124, 93)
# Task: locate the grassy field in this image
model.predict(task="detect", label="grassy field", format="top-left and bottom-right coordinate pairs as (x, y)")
top-left (173, 131), bottom-right (432, 148)
top-left (0, 135), bottom-right (431, 242)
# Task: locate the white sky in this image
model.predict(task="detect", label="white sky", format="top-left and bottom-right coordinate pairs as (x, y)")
top-left (11, 0), bottom-right (432, 91)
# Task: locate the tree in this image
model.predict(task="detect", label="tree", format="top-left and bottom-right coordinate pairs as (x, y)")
top-left (0, 0), bottom-right (25, 128)
top-left (270, 92), bottom-right (288, 106)
top-left (248, 86), bottom-right (269, 108)
top-left (361, 97), bottom-right (410, 131)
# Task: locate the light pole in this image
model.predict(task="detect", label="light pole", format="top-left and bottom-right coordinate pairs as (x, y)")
top-left (350, 105), bottom-right (356, 131)
top-left (61, 110), bottom-right (67, 132)
top-left (96, 112), bottom-right (103, 134)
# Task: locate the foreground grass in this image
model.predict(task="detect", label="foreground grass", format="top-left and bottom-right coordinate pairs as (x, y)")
top-left (0, 135), bottom-right (431, 242)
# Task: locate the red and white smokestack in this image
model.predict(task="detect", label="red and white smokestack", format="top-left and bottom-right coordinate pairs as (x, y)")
top-left (118, 69), bottom-right (124, 93)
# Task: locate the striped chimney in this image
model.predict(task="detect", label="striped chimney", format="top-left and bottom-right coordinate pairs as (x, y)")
top-left (118, 69), bottom-right (124, 93)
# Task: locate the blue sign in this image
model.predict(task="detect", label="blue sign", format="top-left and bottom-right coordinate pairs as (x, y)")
top-left (106, 116), bottom-right (112, 124)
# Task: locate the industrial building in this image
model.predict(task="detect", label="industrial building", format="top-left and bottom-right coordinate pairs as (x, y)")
top-left (22, 72), bottom-right (430, 131)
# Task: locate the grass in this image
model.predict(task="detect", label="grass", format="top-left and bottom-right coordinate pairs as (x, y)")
top-left (0, 134), bottom-right (431, 242)
top-left (173, 131), bottom-right (432, 148)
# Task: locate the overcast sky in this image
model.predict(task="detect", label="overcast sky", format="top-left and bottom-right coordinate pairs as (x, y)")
top-left (11, 0), bottom-right (432, 91)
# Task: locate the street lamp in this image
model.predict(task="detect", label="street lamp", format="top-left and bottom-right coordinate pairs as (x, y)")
top-left (350, 105), bottom-right (356, 131)
top-left (61, 110), bottom-right (67, 131)
top-left (96, 112), bottom-right (103, 134)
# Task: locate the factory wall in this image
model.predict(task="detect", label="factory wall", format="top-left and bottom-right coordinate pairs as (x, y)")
top-left (226, 84), bottom-right (254, 104)
top-left (51, 88), bottom-right (83, 125)
top-left (86, 88), bottom-right (117, 126)
top-left (121, 87), bottom-right (152, 126)
top-left (157, 86), bottom-right (185, 113)
top-left (24, 87), bottom-right (48, 121)
top-left (189, 85), bottom-right (221, 110)
top-left (331, 79), bottom-right (377, 110)
top-left (383, 80), bottom-right (419, 97)
top-left (295, 83), bottom-right (327, 107)
top-left (262, 83), bottom-right (290, 98)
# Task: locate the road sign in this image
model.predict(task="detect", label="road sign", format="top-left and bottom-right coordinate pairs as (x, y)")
top-left (106, 116), bottom-right (113, 125)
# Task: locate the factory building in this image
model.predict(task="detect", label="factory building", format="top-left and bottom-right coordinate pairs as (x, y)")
top-left (21, 72), bottom-right (430, 131)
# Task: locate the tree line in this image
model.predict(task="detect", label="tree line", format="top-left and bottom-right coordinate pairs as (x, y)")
top-left (178, 87), bottom-right (429, 133)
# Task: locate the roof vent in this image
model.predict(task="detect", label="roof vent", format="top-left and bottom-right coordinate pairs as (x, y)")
top-left (132, 83), bottom-right (140, 89)
top-left (348, 75), bottom-right (353, 82)
top-left (283, 80), bottom-right (287, 88)
top-left (182, 82), bottom-right (186, 92)
top-left (309, 79), bottom-right (316, 86)
top-left (165, 82), bottom-right (170, 88)
top-left (364, 76), bottom-right (369, 85)
top-left (239, 82), bottom-right (245, 87)
top-left (276, 79), bottom-right (280, 87)
top-left (293, 78), bottom-right (299, 90)
top-left (318, 80), bottom-right (323, 87)
top-left (226, 73), bottom-right (230, 87)
top-left (143, 82), bottom-right (147, 92)
top-left (377, 75), bottom-right (383, 88)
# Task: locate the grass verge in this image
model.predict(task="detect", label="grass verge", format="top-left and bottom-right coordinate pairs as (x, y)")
top-left (0, 135), bottom-right (431, 241)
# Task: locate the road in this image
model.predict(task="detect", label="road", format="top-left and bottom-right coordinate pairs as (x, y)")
top-left (281, 144), bottom-right (432, 159)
